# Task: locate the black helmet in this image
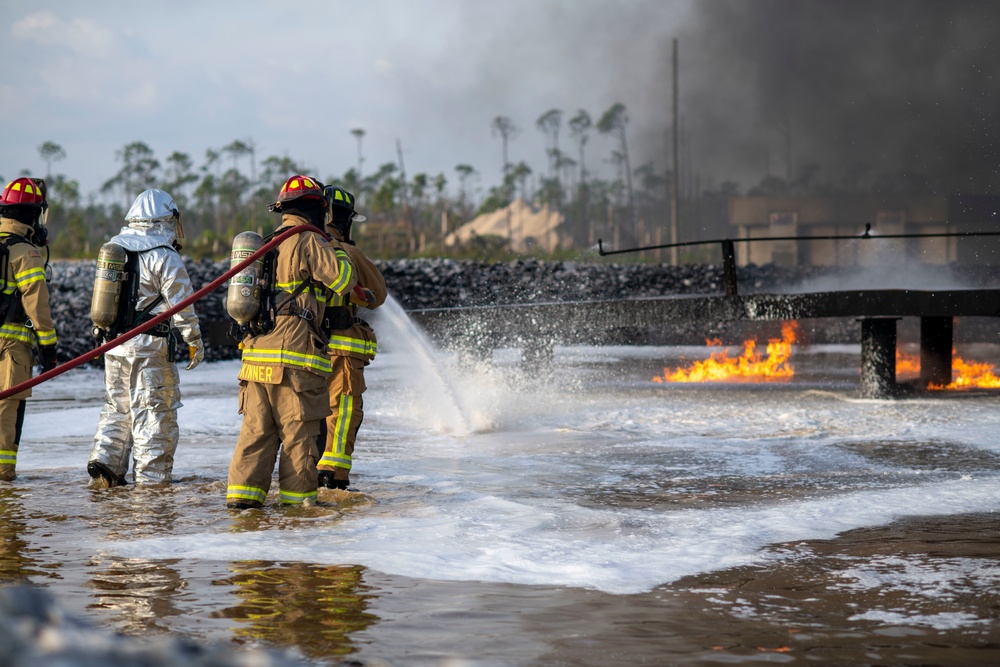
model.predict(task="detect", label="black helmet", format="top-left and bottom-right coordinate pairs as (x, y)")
top-left (323, 185), bottom-right (366, 239)
top-left (324, 186), bottom-right (366, 221)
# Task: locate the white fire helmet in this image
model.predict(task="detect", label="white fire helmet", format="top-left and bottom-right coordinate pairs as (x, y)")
top-left (125, 189), bottom-right (185, 242)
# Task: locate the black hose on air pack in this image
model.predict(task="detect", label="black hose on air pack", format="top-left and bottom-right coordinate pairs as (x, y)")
top-left (0, 225), bottom-right (318, 401)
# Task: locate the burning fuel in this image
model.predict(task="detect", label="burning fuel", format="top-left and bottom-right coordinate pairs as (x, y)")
top-left (653, 322), bottom-right (797, 383)
top-left (897, 349), bottom-right (1000, 390)
top-left (656, 326), bottom-right (1000, 390)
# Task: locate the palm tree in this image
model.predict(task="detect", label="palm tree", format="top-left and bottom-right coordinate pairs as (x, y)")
top-left (490, 116), bottom-right (518, 181)
top-left (454, 164), bottom-right (478, 216)
top-left (38, 141), bottom-right (66, 179)
top-left (568, 110), bottom-right (591, 185)
top-left (102, 141), bottom-right (160, 201)
top-left (597, 103), bottom-right (636, 240)
top-left (569, 110), bottom-right (593, 243)
top-left (536, 108), bottom-right (563, 184)
top-left (509, 161), bottom-right (532, 203)
top-left (491, 116), bottom-right (519, 248)
top-left (163, 151), bottom-right (198, 210)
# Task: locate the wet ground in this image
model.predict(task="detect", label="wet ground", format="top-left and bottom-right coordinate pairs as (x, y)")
top-left (3, 480), bottom-right (998, 665)
top-left (2, 342), bottom-right (1000, 665)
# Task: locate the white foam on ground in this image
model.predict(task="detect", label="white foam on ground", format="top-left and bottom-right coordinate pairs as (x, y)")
top-left (19, 342), bottom-right (1000, 598)
top-left (108, 474), bottom-right (1000, 595)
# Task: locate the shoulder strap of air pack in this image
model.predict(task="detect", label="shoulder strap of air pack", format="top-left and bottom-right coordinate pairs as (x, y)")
top-left (0, 234), bottom-right (33, 322)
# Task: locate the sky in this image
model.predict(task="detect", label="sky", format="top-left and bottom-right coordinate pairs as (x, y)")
top-left (3, 1), bottom-right (999, 207)
top-left (0, 0), bottom-right (693, 202)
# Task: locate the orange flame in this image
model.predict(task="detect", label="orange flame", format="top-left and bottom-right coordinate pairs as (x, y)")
top-left (895, 349), bottom-right (921, 378)
top-left (653, 322), bottom-right (798, 383)
top-left (897, 349), bottom-right (1000, 389)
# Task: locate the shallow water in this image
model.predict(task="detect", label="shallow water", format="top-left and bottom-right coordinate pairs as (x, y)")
top-left (4, 325), bottom-right (1000, 665)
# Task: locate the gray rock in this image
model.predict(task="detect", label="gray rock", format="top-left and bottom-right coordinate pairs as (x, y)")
top-left (0, 584), bottom-right (307, 667)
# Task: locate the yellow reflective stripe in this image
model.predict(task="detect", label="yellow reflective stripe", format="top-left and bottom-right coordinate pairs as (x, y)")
top-left (279, 488), bottom-right (318, 504)
top-left (241, 347), bottom-right (332, 373)
top-left (0, 449), bottom-right (16, 465)
top-left (0, 324), bottom-right (35, 344)
top-left (333, 394), bottom-right (354, 467)
top-left (35, 331), bottom-right (57, 345)
top-left (14, 266), bottom-right (45, 287)
top-left (226, 485), bottom-right (267, 502)
top-left (327, 250), bottom-right (353, 294)
top-left (274, 282), bottom-right (326, 300)
top-left (319, 453), bottom-right (351, 469)
top-left (327, 335), bottom-right (376, 357)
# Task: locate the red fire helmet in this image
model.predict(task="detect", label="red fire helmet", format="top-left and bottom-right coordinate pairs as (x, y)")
top-left (277, 175), bottom-right (324, 204)
top-left (1, 177), bottom-right (46, 207)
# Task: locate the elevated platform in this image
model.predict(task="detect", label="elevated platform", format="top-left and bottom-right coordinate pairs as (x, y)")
top-left (408, 289), bottom-right (1000, 398)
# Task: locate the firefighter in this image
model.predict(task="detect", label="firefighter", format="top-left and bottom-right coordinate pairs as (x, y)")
top-left (316, 186), bottom-right (386, 490)
top-left (0, 178), bottom-right (58, 482)
top-left (226, 175), bottom-right (358, 509)
top-left (87, 189), bottom-right (204, 487)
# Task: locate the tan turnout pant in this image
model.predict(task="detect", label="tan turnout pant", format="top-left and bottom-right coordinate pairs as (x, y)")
top-left (318, 356), bottom-right (367, 482)
top-left (0, 341), bottom-right (32, 478)
top-left (227, 368), bottom-right (330, 506)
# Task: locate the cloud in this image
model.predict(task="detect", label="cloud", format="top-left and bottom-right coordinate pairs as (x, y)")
top-left (373, 59), bottom-right (395, 76)
top-left (11, 10), bottom-right (114, 58)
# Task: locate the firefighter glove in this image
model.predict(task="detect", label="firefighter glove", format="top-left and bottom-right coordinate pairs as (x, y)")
top-left (186, 339), bottom-right (204, 371)
top-left (350, 285), bottom-right (377, 308)
top-left (39, 346), bottom-right (58, 372)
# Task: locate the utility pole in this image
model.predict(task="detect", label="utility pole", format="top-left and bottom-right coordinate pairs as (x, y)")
top-left (248, 137), bottom-right (257, 233)
top-left (396, 138), bottom-right (415, 252)
top-left (783, 113), bottom-right (792, 182)
top-left (351, 128), bottom-right (365, 203)
top-left (670, 37), bottom-right (680, 266)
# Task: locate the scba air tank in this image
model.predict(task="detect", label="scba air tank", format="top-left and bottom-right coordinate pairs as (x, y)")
top-left (227, 231), bottom-right (265, 324)
top-left (90, 242), bottom-right (127, 331)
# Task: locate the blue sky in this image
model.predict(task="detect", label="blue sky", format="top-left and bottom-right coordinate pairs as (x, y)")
top-left (1, 0), bottom-right (692, 202)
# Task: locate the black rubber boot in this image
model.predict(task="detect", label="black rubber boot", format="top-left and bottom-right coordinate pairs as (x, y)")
top-left (318, 471), bottom-right (349, 490)
top-left (87, 461), bottom-right (127, 488)
top-left (226, 500), bottom-right (263, 510)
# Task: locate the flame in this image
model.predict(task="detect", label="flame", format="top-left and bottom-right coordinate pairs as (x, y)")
top-left (895, 349), bottom-right (921, 378)
top-left (897, 349), bottom-right (1000, 389)
top-left (653, 322), bottom-right (797, 383)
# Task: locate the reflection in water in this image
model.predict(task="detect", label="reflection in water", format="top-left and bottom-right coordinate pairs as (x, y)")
top-left (80, 482), bottom-right (210, 637)
top-left (86, 556), bottom-right (185, 635)
top-left (215, 561), bottom-right (378, 659)
top-left (0, 487), bottom-right (54, 582)
top-left (86, 482), bottom-right (189, 540)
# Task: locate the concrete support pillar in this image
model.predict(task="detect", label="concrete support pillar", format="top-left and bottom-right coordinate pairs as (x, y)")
top-left (859, 317), bottom-right (900, 399)
top-left (920, 316), bottom-right (953, 388)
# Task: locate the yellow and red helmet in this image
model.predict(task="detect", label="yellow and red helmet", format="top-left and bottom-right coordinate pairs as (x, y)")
top-left (277, 174), bottom-right (324, 204)
top-left (1, 177), bottom-right (46, 207)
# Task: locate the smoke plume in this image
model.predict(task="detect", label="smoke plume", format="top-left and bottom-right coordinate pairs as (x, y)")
top-left (658, 0), bottom-right (1000, 196)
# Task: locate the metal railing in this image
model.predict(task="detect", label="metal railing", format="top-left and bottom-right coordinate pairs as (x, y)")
top-left (597, 224), bottom-right (1000, 296)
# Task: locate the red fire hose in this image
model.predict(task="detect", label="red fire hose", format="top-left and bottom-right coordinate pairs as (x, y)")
top-left (0, 225), bottom-right (317, 401)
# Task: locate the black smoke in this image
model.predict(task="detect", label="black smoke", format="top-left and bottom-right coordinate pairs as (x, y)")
top-left (662, 0), bottom-right (1000, 196)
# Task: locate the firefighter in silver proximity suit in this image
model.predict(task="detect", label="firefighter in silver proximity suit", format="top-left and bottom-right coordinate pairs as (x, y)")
top-left (88, 189), bottom-right (204, 486)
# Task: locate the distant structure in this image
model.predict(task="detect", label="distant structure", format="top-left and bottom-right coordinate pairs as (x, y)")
top-left (444, 198), bottom-right (568, 254)
top-left (728, 195), bottom-right (1000, 267)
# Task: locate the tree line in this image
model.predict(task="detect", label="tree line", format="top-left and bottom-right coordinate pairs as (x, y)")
top-left (13, 102), bottom-right (869, 262)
